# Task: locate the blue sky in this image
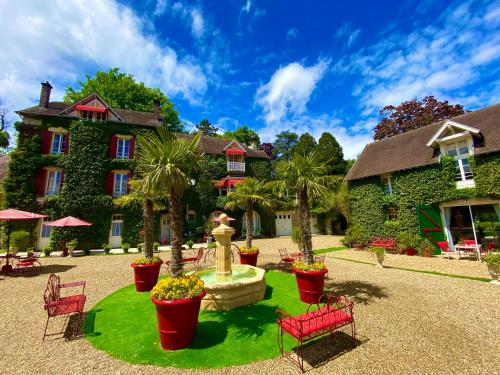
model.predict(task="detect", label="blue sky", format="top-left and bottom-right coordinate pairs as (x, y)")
top-left (1, 0), bottom-right (499, 158)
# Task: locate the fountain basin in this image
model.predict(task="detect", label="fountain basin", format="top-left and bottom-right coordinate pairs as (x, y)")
top-left (194, 265), bottom-right (266, 311)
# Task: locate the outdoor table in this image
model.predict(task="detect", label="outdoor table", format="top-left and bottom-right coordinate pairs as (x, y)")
top-left (454, 244), bottom-right (481, 262)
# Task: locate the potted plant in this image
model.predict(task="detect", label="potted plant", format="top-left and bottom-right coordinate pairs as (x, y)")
top-left (292, 261), bottom-right (328, 304)
top-left (43, 245), bottom-right (52, 257)
top-left (153, 242), bottom-right (160, 252)
top-left (418, 239), bottom-right (435, 257)
top-left (66, 239), bottom-right (78, 256)
top-left (291, 227), bottom-right (303, 251)
top-left (185, 239), bottom-right (194, 249)
top-left (238, 246), bottom-right (260, 266)
top-left (151, 274), bottom-right (206, 350)
top-left (342, 224), bottom-right (368, 249)
top-left (137, 243), bottom-right (144, 253)
top-left (131, 256), bottom-right (163, 292)
top-left (396, 231), bottom-right (420, 256)
top-left (103, 244), bottom-right (111, 255)
top-left (484, 253), bottom-right (500, 283)
top-left (371, 246), bottom-right (385, 267)
top-left (122, 243), bottom-right (130, 254)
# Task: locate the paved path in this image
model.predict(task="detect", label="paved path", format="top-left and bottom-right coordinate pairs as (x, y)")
top-left (0, 236), bottom-right (498, 374)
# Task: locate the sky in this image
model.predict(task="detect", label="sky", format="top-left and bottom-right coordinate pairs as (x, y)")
top-left (0, 0), bottom-right (499, 158)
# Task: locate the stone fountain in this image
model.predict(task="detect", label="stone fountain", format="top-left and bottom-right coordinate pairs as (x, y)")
top-left (195, 213), bottom-right (266, 311)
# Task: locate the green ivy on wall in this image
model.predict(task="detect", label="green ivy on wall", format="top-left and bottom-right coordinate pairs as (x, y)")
top-left (246, 158), bottom-right (272, 180)
top-left (349, 153), bottom-right (500, 238)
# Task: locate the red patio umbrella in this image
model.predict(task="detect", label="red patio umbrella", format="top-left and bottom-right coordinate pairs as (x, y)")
top-left (0, 209), bottom-right (47, 272)
top-left (47, 216), bottom-right (92, 227)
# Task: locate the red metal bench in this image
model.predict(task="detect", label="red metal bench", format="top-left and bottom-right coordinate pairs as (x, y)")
top-left (370, 236), bottom-right (397, 253)
top-left (43, 273), bottom-right (86, 340)
top-left (277, 294), bottom-right (355, 372)
top-left (14, 251), bottom-right (41, 274)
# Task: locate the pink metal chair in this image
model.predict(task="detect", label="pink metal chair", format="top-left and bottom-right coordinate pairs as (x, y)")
top-left (463, 239), bottom-right (477, 246)
top-left (437, 241), bottom-right (456, 260)
top-left (14, 251), bottom-right (41, 274)
top-left (278, 248), bottom-right (296, 272)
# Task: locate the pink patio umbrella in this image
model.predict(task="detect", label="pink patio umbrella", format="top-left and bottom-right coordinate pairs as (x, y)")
top-left (0, 209), bottom-right (47, 272)
top-left (47, 216), bottom-right (92, 256)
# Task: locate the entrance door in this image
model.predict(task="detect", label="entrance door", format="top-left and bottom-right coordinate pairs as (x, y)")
top-left (109, 214), bottom-right (123, 248)
top-left (38, 218), bottom-right (52, 250)
top-left (275, 213), bottom-right (292, 236)
top-left (160, 215), bottom-right (170, 245)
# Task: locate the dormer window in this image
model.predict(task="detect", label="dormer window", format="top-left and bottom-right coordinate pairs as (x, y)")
top-left (76, 104), bottom-right (108, 122)
top-left (381, 175), bottom-right (393, 195)
top-left (445, 141), bottom-right (473, 181)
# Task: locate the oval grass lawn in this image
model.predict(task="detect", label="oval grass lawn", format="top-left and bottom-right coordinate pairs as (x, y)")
top-left (84, 271), bottom-right (307, 369)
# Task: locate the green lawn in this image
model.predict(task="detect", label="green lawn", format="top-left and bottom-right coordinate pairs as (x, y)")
top-left (85, 271), bottom-right (307, 369)
top-left (313, 246), bottom-right (348, 255)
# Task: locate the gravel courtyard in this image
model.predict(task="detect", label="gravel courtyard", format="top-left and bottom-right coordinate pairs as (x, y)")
top-left (1, 235), bottom-right (499, 374)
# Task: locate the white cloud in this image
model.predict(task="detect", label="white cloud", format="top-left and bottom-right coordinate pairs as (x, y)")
top-left (339, 0), bottom-right (500, 114)
top-left (0, 0), bottom-right (207, 118)
top-left (154, 0), bottom-right (168, 16)
top-left (286, 27), bottom-right (299, 40)
top-left (334, 22), bottom-right (361, 47)
top-left (241, 0), bottom-right (252, 14)
top-left (190, 8), bottom-right (205, 38)
top-left (255, 60), bottom-right (329, 123)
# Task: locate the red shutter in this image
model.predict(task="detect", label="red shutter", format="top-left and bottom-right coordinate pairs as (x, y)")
top-left (36, 169), bottom-right (47, 196)
top-left (60, 170), bottom-right (64, 192)
top-left (106, 172), bottom-right (115, 195)
top-left (129, 137), bottom-right (135, 159)
top-left (110, 135), bottom-right (117, 159)
top-left (41, 131), bottom-right (52, 154)
top-left (63, 133), bottom-right (70, 154)
top-left (127, 171), bottom-right (132, 193)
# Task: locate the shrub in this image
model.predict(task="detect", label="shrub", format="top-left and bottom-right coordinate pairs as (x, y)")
top-left (137, 243), bottom-right (144, 252)
top-left (122, 243), bottom-right (130, 253)
top-left (484, 253), bottom-right (500, 265)
top-left (102, 244), bottom-right (111, 254)
top-left (66, 239), bottom-right (78, 248)
top-left (292, 260), bottom-right (326, 271)
top-left (132, 256), bottom-right (162, 265)
top-left (10, 230), bottom-right (31, 252)
top-left (151, 274), bottom-right (205, 300)
top-left (370, 246), bottom-right (385, 255)
top-left (185, 240), bottom-right (194, 249)
top-left (207, 241), bottom-right (217, 249)
top-left (153, 242), bottom-right (160, 252)
top-left (418, 239), bottom-right (435, 257)
top-left (239, 246), bottom-right (259, 254)
top-left (43, 245), bottom-right (52, 257)
top-left (27, 247), bottom-right (35, 257)
top-left (291, 227), bottom-right (302, 244)
top-left (396, 231), bottom-right (421, 251)
top-left (342, 224), bottom-right (369, 248)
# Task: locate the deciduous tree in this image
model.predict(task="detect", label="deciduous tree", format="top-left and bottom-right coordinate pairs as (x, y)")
top-left (195, 119), bottom-right (219, 137)
top-left (274, 131), bottom-right (298, 160)
top-left (373, 96), bottom-right (465, 140)
top-left (223, 126), bottom-right (260, 146)
top-left (294, 132), bottom-right (317, 156)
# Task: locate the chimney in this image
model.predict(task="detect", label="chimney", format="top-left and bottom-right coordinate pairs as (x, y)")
top-left (152, 99), bottom-right (160, 120)
top-left (39, 81), bottom-right (53, 108)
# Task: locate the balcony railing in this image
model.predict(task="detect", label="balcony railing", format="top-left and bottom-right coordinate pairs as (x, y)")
top-left (227, 162), bottom-right (245, 172)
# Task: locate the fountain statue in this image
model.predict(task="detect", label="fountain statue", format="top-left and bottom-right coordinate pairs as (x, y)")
top-left (195, 213), bottom-right (266, 311)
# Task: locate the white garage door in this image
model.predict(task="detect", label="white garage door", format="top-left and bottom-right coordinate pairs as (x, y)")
top-left (275, 213), bottom-right (292, 236)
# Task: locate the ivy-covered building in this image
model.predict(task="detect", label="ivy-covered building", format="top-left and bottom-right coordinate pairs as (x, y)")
top-left (5, 82), bottom-right (271, 250)
top-left (346, 104), bottom-right (500, 249)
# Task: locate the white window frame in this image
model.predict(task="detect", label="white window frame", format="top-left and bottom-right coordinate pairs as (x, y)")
top-left (46, 169), bottom-right (62, 196)
top-left (442, 139), bottom-right (474, 186)
top-left (113, 173), bottom-right (128, 197)
top-left (51, 133), bottom-right (64, 155)
top-left (41, 218), bottom-right (52, 238)
top-left (381, 175), bottom-right (393, 195)
top-left (111, 214), bottom-right (123, 237)
top-left (116, 138), bottom-right (131, 159)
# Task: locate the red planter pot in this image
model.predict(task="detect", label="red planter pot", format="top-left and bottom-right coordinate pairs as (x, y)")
top-left (239, 251), bottom-right (259, 267)
top-left (406, 247), bottom-right (416, 256)
top-left (293, 267), bottom-right (328, 304)
top-left (131, 261), bottom-right (163, 292)
top-left (151, 290), bottom-right (206, 350)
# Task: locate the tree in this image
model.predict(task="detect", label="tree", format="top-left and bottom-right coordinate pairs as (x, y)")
top-left (316, 132), bottom-right (346, 175)
top-left (0, 106), bottom-right (11, 150)
top-left (195, 119), bottom-right (219, 137)
top-left (294, 133), bottom-right (317, 156)
top-left (224, 178), bottom-right (272, 248)
top-left (271, 153), bottom-right (339, 264)
top-left (258, 143), bottom-right (275, 159)
top-left (136, 129), bottom-right (202, 275)
top-left (223, 126), bottom-right (260, 146)
top-left (64, 68), bottom-right (183, 132)
top-left (115, 180), bottom-right (165, 258)
top-left (274, 131), bottom-right (298, 160)
top-left (373, 96), bottom-right (465, 140)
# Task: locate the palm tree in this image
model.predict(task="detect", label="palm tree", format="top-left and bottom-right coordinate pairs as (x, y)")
top-left (136, 129), bottom-right (202, 276)
top-left (271, 152), bottom-right (339, 264)
top-left (115, 179), bottom-right (165, 258)
top-left (225, 178), bottom-right (272, 248)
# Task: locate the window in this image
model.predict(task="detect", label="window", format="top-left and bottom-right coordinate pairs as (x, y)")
top-left (81, 110), bottom-right (93, 121)
top-left (117, 138), bottom-right (130, 159)
top-left (446, 141), bottom-right (473, 181)
top-left (111, 214), bottom-right (123, 237)
top-left (46, 170), bottom-right (62, 196)
top-left (187, 210), bottom-right (196, 222)
top-left (388, 206), bottom-right (398, 221)
top-left (382, 176), bottom-right (392, 195)
top-left (51, 133), bottom-right (64, 154)
top-left (113, 173), bottom-right (128, 197)
top-left (41, 219), bottom-right (52, 238)
top-left (96, 112), bottom-right (107, 122)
